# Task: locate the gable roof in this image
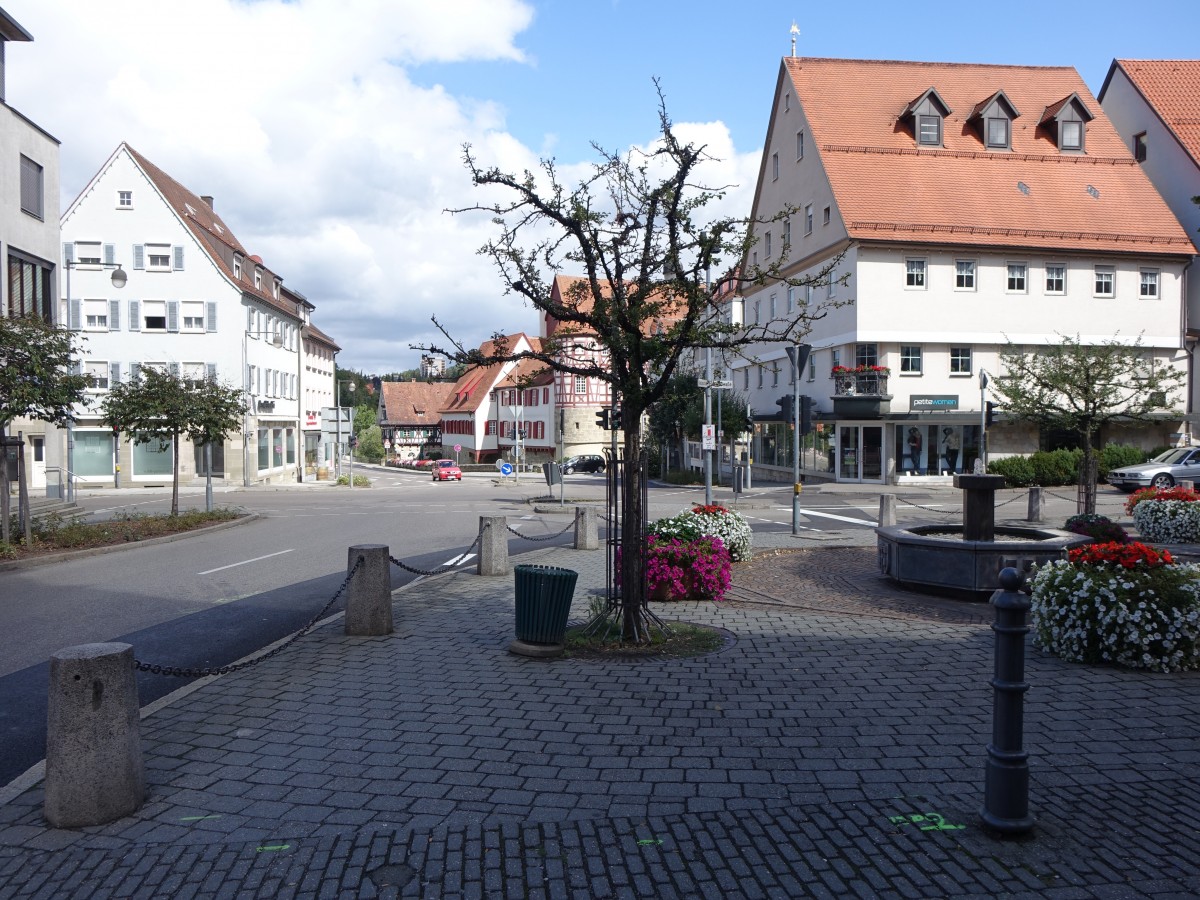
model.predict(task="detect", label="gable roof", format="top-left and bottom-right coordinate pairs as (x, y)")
top-left (779, 57), bottom-right (1192, 257)
top-left (545, 275), bottom-right (687, 340)
top-left (1105, 59), bottom-right (1200, 166)
top-left (378, 381), bottom-right (456, 426)
top-left (440, 333), bottom-right (533, 414)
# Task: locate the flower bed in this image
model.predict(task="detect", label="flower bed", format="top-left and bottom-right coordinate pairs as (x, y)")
top-left (1126, 487), bottom-right (1200, 543)
top-left (643, 534), bottom-right (733, 602)
top-left (649, 504), bottom-right (752, 562)
top-left (1063, 513), bottom-right (1128, 544)
top-left (1031, 541), bottom-right (1200, 673)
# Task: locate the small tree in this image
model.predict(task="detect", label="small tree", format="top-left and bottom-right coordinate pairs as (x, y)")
top-left (102, 368), bottom-right (245, 516)
top-left (419, 90), bottom-right (848, 641)
top-left (993, 334), bottom-right (1184, 514)
top-left (0, 316), bottom-right (91, 544)
top-left (647, 373), bottom-right (750, 473)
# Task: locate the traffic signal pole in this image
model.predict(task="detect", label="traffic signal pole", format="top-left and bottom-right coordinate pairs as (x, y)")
top-left (786, 343), bottom-right (811, 536)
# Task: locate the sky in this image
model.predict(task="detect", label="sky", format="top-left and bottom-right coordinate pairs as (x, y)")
top-left (7, 0), bottom-right (1198, 375)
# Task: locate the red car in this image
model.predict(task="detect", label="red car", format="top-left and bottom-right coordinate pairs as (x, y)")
top-left (432, 459), bottom-right (462, 482)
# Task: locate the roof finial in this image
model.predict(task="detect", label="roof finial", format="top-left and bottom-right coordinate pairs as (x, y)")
top-left (790, 22), bottom-right (800, 58)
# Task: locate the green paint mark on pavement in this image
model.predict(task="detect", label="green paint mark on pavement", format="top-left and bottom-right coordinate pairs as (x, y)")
top-left (256, 844), bottom-right (291, 852)
top-left (179, 815), bottom-right (222, 822)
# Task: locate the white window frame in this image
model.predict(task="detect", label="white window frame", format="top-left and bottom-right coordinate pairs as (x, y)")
top-left (899, 345), bottom-right (923, 375)
top-left (804, 204), bottom-right (813, 235)
top-left (955, 260), bottom-right (976, 290)
top-left (796, 130), bottom-right (804, 160)
top-left (1045, 264), bottom-right (1066, 295)
top-left (1094, 266), bottom-right (1115, 298)
top-left (905, 259), bottom-right (926, 289)
top-left (772, 152), bottom-right (779, 181)
top-left (142, 300), bottom-right (167, 331)
top-left (74, 241), bottom-right (102, 267)
top-left (950, 347), bottom-right (972, 375)
top-left (855, 344), bottom-right (878, 368)
top-left (1140, 269), bottom-right (1159, 299)
top-left (1006, 263), bottom-right (1028, 293)
top-left (573, 374), bottom-right (586, 395)
top-left (85, 360), bottom-right (110, 391)
top-left (765, 231), bottom-right (772, 258)
top-left (181, 300), bottom-right (205, 332)
top-left (83, 298), bottom-right (109, 331)
top-left (117, 190), bottom-right (133, 209)
top-left (182, 362), bottom-right (206, 389)
top-left (146, 243), bottom-right (172, 272)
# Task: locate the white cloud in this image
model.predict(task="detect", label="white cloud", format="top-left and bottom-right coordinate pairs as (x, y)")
top-left (7, 0), bottom-right (757, 374)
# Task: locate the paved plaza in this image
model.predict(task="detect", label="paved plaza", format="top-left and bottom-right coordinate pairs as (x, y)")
top-left (0, 493), bottom-right (1198, 897)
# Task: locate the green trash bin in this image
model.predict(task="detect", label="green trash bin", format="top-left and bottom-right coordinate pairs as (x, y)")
top-left (513, 564), bottom-right (578, 645)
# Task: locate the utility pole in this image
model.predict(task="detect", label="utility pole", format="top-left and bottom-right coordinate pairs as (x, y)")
top-left (786, 343), bottom-right (812, 536)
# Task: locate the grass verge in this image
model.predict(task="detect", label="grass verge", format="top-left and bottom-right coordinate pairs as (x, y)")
top-left (562, 619), bottom-right (726, 660)
top-left (0, 507), bottom-right (245, 561)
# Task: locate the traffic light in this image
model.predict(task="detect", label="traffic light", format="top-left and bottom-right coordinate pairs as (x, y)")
top-left (596, 408), bottom-right (610, 430)
top-left (799, 396), bottom-right (814, 435)
top-left (776, 394), bottom-right (794, 418)
top-left (612, 408), bottom-right (623, 431)
top-left (349, 434), bottom-right (359, 449)
top-left (985, 401), bottom-right (999, 428)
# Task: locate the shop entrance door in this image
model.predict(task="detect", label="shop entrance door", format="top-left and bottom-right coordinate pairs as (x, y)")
top-left (837, 424), bottom-right (884, 483)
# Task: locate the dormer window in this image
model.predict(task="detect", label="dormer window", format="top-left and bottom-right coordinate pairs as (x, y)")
top-left (1040, 93), bottom-right (1093, 153)
top-left (233, 254), bottom-right (243, 279)
top-left (970, 91), bottom-right (1019, 151)
top-left (903, 88), bottom-right (952, 148)
top-left (254, 267), bottom-right (262, 290)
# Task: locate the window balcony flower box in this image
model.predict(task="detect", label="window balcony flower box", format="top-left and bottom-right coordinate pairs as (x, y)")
top-left (831, 366), bottom-right (890, 397)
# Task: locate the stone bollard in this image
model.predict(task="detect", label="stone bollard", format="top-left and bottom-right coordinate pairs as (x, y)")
top-left (478, 516), bottom-right (508, 576)
top-left (45, 643), bottom-right (146, 828)
top-left (980, 567), bottom-right (1035, 836)
top-left (574, 506), bottom-right (599, 550)
top-left (1026, 486), bottom-right (1043, 523)
top-left (345, 545), bottom-right (393, 636)
top-left (878, 494), bottom-right (897, 527)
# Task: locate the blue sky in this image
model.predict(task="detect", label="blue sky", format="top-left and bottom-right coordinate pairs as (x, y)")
top-left (10, 0), bottom-right (1199, 375)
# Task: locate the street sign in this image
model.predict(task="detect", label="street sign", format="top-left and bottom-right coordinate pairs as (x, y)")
top-left (454, 444), bottom-right (461, 452)
top-left (384, 440), bottom-right (391, 449)
top-left (500, 462), bottom-right (514, 476)
top-left (702, 424), bottom-right (716, 450)
top-left (698, 379), bottom-right (733, 389)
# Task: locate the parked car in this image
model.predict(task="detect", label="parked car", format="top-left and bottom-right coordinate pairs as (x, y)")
top-left (432, 459), bottom-right (462, 482)
top-left (562, 454), bottom-right (606, 475)
top-left (1108, 447), bottom-right (1200, 491)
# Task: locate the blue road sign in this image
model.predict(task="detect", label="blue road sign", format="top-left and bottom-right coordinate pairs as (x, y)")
top-left (500, 462), bottom-right (514, 476)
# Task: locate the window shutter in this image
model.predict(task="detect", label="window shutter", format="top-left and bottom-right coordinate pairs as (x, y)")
top-left (104, 243), bottom-right (115, 266)
top-left (173, 246), bottom-right (185, 270)
top-left (207, 362), bottom-right (217, 380)
top-left (167, 300), bottom-right (179, 332)
top-left (110, 362), bottom-right (121, 385)
top-left (109, 299), bottom-right (121, 331)
top-left (63, 242), bottom-right (74, 264)
top-left (206, 301), bottom-right (217, 332)
top-left (169, 361), bottom-right (180, 378)
top-left (130, 362), bottom-right (141, 382)
top-left (68, 300), bottom-right (81, 330)
top-left (128, 300), bottom-right (140, 331)
top-left (133, 244), bottom-right (144, 270)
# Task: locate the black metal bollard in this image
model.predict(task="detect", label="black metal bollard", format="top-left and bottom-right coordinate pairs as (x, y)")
top-left (980, 567), bottom-right (1035, 835)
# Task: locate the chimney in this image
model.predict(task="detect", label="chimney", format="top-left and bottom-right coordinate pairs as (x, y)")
top-left (201, 195), bottom-right (214, 210)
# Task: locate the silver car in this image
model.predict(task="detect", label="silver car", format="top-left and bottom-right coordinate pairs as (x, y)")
top-left (1108, 447), bottom-right (1200, 492)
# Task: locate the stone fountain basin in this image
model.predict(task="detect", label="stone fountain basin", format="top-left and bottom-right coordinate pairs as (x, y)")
top-left (875, 524), bottom-right (1091, 600)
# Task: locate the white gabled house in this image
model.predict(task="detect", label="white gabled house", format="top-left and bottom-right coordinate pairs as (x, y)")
top-left (738, 56), bottom-right (1195, 485)
top-left (60, 143), bottom-right (337, 488)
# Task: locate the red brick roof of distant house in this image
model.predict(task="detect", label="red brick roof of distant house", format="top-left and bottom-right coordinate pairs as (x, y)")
top-left (440, 333), bottom-right (533, 414)
top-left (1105, 59), bottom-right (1200, 166)
top-left (546, 275), bottom-right (688, 339)
top-left (378, 381), bottom-right (456, 427)
top-left (779, 57), bottom-right (1192, 257)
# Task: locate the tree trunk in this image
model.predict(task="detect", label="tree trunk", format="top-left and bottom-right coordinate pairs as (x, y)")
top-left (1079, 436), bottom-right (1098, 516)
top-left (171, 431), bottom-right (181, 517)
top-left (619, 426), bottom-right (647, 642)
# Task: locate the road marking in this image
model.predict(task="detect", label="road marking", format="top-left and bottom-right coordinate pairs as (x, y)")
top-left (779, 508), bottom-right (878, 527)
top-left (198, 549), bottom-right (294, 575)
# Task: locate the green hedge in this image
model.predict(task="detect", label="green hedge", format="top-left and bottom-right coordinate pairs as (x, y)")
top-left (988, 444), bottom-right (1150, 487)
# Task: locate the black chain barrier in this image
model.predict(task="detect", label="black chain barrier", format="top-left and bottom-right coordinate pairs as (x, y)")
top-left (1041, 487), bottom-right (1126, 506)
top-left (897, 498), bottom-right (959, 515)
top-left (504, 519), bottom-right (576, 542)
top-left (389, 526), bottom-right (487, 577)
top-left (134, 557), bottom-right (364, 678)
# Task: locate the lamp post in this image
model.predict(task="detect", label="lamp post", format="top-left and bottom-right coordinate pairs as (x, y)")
top-left (242, 326), bottom-right (285, 487)
top-left (64, 259), bottom-right (127, 502)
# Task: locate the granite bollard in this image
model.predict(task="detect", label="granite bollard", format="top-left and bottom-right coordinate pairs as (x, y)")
top-left (345, 544), bottom-right (393, 636)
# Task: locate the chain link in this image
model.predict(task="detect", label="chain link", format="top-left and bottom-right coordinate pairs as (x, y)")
top-left (390, 526), bottom-right (487, 576)
top-left (897, 498), bottom-right (958, 515)
top-left (134, 558), bottom-right (364, 678)
top-left (504, 519), bottom-right (576, 542)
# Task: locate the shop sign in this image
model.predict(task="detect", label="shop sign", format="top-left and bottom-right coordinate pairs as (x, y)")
top-left (911, 395), bottom-right (959, 410)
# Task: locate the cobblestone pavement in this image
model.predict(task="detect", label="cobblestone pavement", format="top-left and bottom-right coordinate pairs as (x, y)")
top-left (0, 534), bottom-right (1198, 898)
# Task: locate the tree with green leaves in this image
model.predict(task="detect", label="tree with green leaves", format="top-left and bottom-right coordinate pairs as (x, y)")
top-left (647, 373), bottom-right (750, 472)
top-left (418, 90), bottom-right (848, 642)
top-left (993, 333), bottom-right (1185, 514)
top-left (101, 368), bottom-right (245, 516)
top-left (0, 315), bottom-right (91, 544)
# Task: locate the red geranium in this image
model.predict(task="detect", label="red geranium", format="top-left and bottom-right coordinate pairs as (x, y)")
top-left (1068, 541), bottom-right (1174, 569)
top-left (1124, 486), bottom-right (1200, 516)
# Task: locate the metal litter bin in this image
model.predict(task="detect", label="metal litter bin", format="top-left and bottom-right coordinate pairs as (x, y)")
top-left (513, 564), bottom-right (578, 645)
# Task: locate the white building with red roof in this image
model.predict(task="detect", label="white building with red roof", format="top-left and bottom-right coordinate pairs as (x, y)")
top-left (378, 380), bottom-right (456, 461)
top-left (438, 333), bottom-right (537, 464)
top-left (60, 143), bottom-right (339, 487)
top-left (740, 55), bottom-right (1194, 485)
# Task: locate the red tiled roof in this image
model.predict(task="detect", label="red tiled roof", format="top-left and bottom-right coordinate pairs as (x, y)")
top-left (781, 57), bottom-right (1192, 256)
top-left (378, 381), bottom-right (456, 426)
top-left (439, 333), bottom-right (533, 414)
top-left (1111, 59), bottom-right (1200, 166)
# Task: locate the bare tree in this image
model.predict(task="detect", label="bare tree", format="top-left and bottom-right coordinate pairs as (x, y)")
top-left (418, 90), bottom-right (849, 641)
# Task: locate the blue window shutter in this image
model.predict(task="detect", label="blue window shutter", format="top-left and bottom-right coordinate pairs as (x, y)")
top-left (130, 362), bottom-right (141, 382)
top-left (206, 301), bottom-right (217, 332)
top-left (133, 244), bottom-right (144, 270)
top-left (69, 299), bottom-right (81, 330)
top-left (109, 300), bottom-right (121, 331)
top-left (129, 300), bottom-right (140, 331)
top-left (169, 361), bottom-right (180, 378)
top-left (110, 362), bottom-right (121, 385)
top-left (104, 243), bottom-right (115, 266)
top-left (173, 246), bottom-right (184, 271)
top-left (207, 362), bottom-right (217, 380)
top-left (63, 242), bottom-right (74, 264)
top-left (167, 300), bottom-right (179, 332)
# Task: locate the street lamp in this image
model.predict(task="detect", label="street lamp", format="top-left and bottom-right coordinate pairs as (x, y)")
top-left (242, 326), bottom-right (285, 487)
top-left (63, 258), bottom-right (127, 502)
